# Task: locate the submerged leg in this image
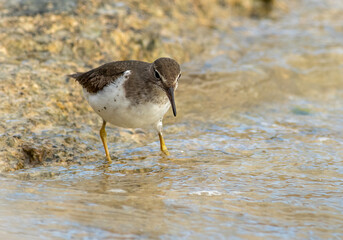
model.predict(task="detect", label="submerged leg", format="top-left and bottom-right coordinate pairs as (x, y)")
top-left (158, 132), bottom-right (170, 156)
top-left (100, 120), bottom-right (112, 163)
top-left (157, 120), bottom-right (170, 156)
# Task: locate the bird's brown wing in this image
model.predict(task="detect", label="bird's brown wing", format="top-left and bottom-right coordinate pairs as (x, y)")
top-left (69, 61), bottom-right (140, 93)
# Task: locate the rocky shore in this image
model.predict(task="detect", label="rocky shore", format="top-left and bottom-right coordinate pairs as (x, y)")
top-left (0, 0), bottom-right (282, 172)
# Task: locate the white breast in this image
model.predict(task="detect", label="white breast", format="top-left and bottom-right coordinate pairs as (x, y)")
top-left (83, 71), bottom-right (171, 129)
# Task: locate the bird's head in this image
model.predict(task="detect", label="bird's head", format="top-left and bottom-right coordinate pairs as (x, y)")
top-left (150, 58), bottom-right (181, 117)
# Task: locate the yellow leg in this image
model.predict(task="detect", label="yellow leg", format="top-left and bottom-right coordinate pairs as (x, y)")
top-left (158, 132), bottom-right (170, 156)
top-left (100, 120), bottom-right (112, 163)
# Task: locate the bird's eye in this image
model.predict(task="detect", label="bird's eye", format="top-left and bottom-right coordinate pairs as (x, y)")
top-left (177, 73), bottom-right (181, 80)
top-left (154, 70), bottom-right (161, 79)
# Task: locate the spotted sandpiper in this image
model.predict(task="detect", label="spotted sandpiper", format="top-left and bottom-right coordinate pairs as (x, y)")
top-left (69, 58), bottom-right (181, 162)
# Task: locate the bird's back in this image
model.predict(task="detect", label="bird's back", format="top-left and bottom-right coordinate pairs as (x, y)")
top-left (69, 60), bottom-right (150, 93)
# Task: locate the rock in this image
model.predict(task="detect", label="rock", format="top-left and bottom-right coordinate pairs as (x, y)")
top-left (0, 0), bottom-right (77, 16)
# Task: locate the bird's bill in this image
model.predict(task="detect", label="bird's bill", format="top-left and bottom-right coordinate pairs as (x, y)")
top-left (166, 87), bottom-right (177, 117)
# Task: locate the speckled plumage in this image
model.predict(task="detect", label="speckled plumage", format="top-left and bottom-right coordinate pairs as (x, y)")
top-left (70, 58), bottom-right (181, 106)
top-left (69, 57), bottom-right (181, 160)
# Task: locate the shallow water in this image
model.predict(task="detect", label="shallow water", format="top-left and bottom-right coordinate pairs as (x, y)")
top-left (1, 0), bottom-right (343, 239)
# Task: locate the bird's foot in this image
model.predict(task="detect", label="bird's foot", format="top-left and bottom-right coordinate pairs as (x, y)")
top-left (158, 132), bottom-right (170, 156)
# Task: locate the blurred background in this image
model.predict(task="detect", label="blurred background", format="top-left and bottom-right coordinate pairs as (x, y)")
top-left (0, 0), bottom-right (342, 239)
